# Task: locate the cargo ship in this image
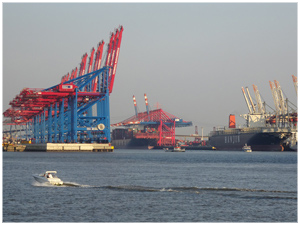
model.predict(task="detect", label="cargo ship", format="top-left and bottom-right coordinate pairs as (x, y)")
top-left (111, 106), bottom-right (193, 149)
top-left (209, 81), bottom-right (298, 151)
top-left (209, 114), bottom-right (297, 151)
top-left (111, 128), bottom-right (157, 149)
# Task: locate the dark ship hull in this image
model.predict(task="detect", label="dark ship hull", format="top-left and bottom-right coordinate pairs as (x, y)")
top-left (209, 127), bottom-right (295, 151)
top-left (111, 128), bottom-right (157, 149)
top-left (111, 137), bottom-right (156, 149)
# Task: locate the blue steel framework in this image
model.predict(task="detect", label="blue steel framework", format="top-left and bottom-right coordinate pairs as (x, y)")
top-left (33, 67), bottom-right (110, 144)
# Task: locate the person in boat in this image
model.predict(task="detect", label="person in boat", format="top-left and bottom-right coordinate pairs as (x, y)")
top-left (46, 173), bottom-right (53, 178)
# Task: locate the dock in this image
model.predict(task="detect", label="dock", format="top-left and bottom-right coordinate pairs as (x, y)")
top-left (3, 143), bottom-right (114, 152)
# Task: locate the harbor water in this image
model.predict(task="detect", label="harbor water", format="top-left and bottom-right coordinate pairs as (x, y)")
top-left (3, 149), bottom-right (297, 222)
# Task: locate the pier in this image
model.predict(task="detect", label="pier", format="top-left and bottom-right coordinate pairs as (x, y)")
top-left (3, 143), bottom-right (114, 152)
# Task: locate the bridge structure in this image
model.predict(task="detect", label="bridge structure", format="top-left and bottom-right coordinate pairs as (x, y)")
top-left (3, 26), bottom-right (124, 144)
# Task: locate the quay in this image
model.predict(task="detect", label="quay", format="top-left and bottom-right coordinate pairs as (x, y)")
top-left (3, 143), bottom-right (114, 152)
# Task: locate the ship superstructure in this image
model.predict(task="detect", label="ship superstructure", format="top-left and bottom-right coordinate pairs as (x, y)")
top-left (209, 76), bottom-right (297, 151)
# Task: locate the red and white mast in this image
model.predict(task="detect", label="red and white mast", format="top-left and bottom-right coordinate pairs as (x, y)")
top-left (144, 93), bottom-right (149, 114)
top-left (133, 95), bottom-right (138, 117)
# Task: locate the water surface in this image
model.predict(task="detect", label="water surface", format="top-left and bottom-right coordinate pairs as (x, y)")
top-left (3, 150), bottom-right (297, 222)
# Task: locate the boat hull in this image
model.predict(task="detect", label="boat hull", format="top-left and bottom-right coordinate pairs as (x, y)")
top-left (112, 138), bottom-right (157, 149)
top-left (165, 150), bottom-right (185, 152)
top-left (33, 174), bottom-right (63, 185)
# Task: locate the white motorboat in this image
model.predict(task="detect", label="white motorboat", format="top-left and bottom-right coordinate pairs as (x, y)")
top-left (242, 144), bottom-right (252, 152)
top-left (33, 171), bottom-right (63, 185)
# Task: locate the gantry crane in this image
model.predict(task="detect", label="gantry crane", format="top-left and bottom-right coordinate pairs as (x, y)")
top-left (3, 26), bottom-right (124, 144)
top-left (112, 94), bottom-right (192, 147)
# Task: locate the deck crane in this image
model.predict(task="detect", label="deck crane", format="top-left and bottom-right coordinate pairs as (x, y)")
top-left (292, 75), bottom-right (297, 95)
top-left (133, 95), bottom-right (138, 117)
top-left (245, 87), bottom-right (256, 113)
top-left (269, 81), bottom-right (281, 114)
top-left (274, 80), bottom-right (287, 115)
top-left (252, 85), bottom-right (265, 114)
top-left (241, 87), bottom-right (253, 114)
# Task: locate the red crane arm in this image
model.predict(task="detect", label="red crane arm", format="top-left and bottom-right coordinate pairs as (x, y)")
top-left (109, 26), bottom-right (123, 93)
top-left (79, 53), bottom-right (88, 76)
top-left (92, 41), bottom-right (105, 92)
top-left (87, 48), bottom-right (95, 74)
top-left (105, 33), bottom-right (114, 67)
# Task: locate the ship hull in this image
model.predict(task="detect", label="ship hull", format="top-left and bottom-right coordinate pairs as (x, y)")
top-left (209, 131), bottom-right (289, 151)
top-left (111, 138), bottom-right (157, 149)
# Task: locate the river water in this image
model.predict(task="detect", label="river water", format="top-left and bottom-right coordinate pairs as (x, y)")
top-left (3, 149), bottom-right (297, 222)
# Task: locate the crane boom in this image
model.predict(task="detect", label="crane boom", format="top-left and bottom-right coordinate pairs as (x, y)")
top-left (274, 80), bottom-right (287, 115)
top-left (87, 48), bottom-right (95, 74)
top-left (109, 26), bottom-right (123, 93)
top-left (241, 87), bottom-right (253, 114)
top-left (92, 41), bottom-right (105, 92)
top-left (252, 85), bottom-right (265, 114)
top-left (245, 87), bottom-right (256, 113)
top-left (292, 75), bottom-right (297, 95)
top-left (79, 53), bottom-right (88, 77)
top-left (269, 81), bottom-right (281, 114)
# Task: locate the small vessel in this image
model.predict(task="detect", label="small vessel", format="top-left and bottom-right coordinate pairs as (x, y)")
top-left (242, 144), bottom-right (252, 152)
top-left (33, 171), bottom-right (63, 185)
top-left (165, 146), bottom-right (185, 152)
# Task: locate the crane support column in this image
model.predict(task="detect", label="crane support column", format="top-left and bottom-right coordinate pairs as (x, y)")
top-left (48, 105), bottom-right (53, 143)
top-left (54, 103), bottom-right (58, 142)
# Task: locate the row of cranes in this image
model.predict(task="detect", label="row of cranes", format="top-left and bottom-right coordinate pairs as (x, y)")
top-left (3, 26), bottom-right (124, 144)
top-left (241, 75), bottom-right (297, 128)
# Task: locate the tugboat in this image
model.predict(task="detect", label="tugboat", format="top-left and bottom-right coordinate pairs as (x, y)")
top-left (164, 145), bottom-right (185, 152)
top-left (242, 144), bottom-right (252, 152)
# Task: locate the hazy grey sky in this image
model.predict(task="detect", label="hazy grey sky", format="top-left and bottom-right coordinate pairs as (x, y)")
top-left (3, 3), bottom-right (297, 135)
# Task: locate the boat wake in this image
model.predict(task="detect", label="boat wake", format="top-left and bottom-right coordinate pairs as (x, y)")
top-left (98, 185), bottom-right (296, 194)
top-left (99, 186), bottom-right (297, 200)
top-left (31, 182), bottom-right (296, 200)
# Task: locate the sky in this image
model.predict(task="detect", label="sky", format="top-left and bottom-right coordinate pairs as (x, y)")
top-left (2, 3), bottom-right (297, 135)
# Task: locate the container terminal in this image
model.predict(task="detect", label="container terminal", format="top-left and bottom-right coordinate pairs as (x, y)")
top-left (2, 25), bottom-right (297, 152)
top-left (3, 26), bottom-right (124, 152)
